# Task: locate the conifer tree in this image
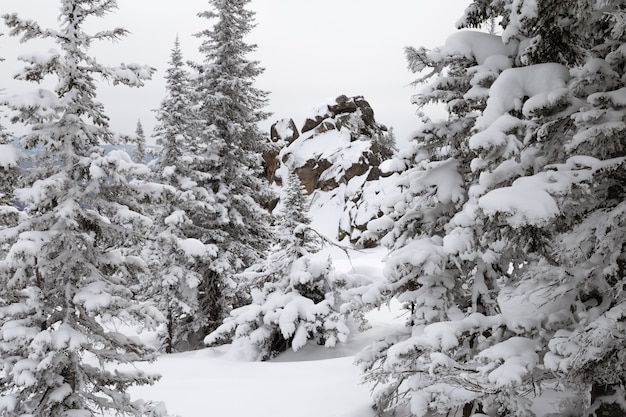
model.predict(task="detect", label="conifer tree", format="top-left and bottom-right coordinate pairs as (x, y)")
top-left (0, 40), bottom-right (14, 212)
top-left (206, 172), bottom-right (353, 360)
top-left (147, 36), bottom-right (215, 352)
top-left (359, 1), bottom-right (626, 416)
top-left (0, 122), bottom-right (20, 249)
top-left (537, 3), bottom-right (626, 414)
top-left (152, 35), bottom-right (193, 169)
top-left (0, 43), bottom-right (19, 232)
top-left (190, 0), bottom-right (274, 335)
top-left (0, 2), bottom-right (170, 415)
top-left (133, 119), bottom-right (146, 163)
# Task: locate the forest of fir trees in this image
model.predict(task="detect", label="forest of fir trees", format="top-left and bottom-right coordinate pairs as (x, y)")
top-left (0, 0), bottom-right (625, 417)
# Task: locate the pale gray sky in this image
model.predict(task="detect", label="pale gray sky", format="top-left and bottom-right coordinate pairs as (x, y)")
top-left (0, 1), bottom-right (470, 145)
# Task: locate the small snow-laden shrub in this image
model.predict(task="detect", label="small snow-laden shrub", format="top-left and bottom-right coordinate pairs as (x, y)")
top-left (205, 255), bottom-right (364, 361)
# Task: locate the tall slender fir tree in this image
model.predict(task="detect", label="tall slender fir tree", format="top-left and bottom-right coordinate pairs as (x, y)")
top-left (147, 36), bottom-right (215, 352)
top-left (190, 0), bottom-right (274, 337)
top-left (133, 119), bottom-right (146, 163)
top-left (0, 2), bottom-right (171, 415)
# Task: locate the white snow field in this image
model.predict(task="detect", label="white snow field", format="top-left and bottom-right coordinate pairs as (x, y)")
top-left (128, 247), bottom-right (570, 417)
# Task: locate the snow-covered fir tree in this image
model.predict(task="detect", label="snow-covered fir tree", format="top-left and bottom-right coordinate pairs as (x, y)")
top-left (0, 111), bottom-right (20, 251)
top-left (189, 0), bottom-right (274, 335)
top-left (147, 36), bottom-right (216, 352)
top-left (358, 1), bottom-right (626, 416)
top-left (205, 172), bottom-right (354, 360)
top-left (0, 2), bottom-right (171, 415)
top-left (0, 38), bottom-right (14, 208)
top-left (152, 35), bottom-right (194, 171)
top-left (133, 119), bottom-right (146, 163)
top-left (536, 3), bottom-right (626, 415)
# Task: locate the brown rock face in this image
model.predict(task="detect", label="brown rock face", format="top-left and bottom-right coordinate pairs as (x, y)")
top-left (262, 150), bottom-right (279, 184)
top-left (273, 95), bottom-right (389, 197)
top-left (301, 115), bottom-right (326, 134)
top-left (266, 118), bottom-right (300, 184)
top-left (270, 118), bottom-right (299, 144)
top-left (301, 95), bottom-right (377, 134)
top-left (266, 95), bottom-right (397, 247)
top-left (293, 159), bottom-right (333, 194)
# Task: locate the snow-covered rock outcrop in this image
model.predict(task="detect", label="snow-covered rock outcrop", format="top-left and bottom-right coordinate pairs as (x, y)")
top-left (266, 95), bottom-right (396, 247)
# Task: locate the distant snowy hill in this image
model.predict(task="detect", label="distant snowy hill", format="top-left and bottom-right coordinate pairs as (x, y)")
top-left (102, 143), bottom-right (160, 164)
top-left (5, 137), bottom-right (159, 165)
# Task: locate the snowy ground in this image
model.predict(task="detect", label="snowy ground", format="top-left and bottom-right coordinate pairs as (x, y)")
top-left (129, 245), bottom-right (405, 417)
top-left (127, 242), bottom-right (571, 416)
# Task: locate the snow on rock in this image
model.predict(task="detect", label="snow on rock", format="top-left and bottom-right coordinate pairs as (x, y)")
top-left (274, 95), bottom-right (388, 195)
top-left (284, 128), bottom-right (370, 173)
top-left (271, 118), bottom-right (299, 143)
top-left (269, 95), bottom-right (395, 246)
top-left (476, 63), bottom-right (571, 130)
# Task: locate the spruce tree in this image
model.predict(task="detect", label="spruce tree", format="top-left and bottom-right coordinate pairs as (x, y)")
top-left (0, 2), bottom-right (170, 415)
top-left (147, 36), bottom-right (214, 352)
top-left (0, 51), bottom-right (18, 230)
top-left (133, 119), bottom-right (146, 163)
top-left (190, 0), bottom-right (274, 335)
top-left (359, 1), bottom-right (626, 416)
top-left (0, 123), bottom-right (20, 251)
top-left (152, 35), bottom-right (193, 170)
top-left (538, 3), bottom-right (626, 414)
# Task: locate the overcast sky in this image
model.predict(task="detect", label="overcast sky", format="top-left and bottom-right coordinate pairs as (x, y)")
top-left (0, 1), bottom-right (470, 146)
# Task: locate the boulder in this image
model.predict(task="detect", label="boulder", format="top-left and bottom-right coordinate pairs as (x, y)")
top-left (270, 118), bottom-right (299, 144)
top-left (301, 95), bottom-right (376, 134)
top-left (266, 118), bottom-right (300, 184)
